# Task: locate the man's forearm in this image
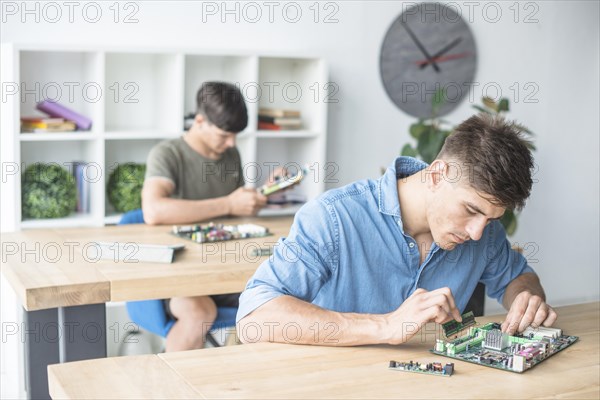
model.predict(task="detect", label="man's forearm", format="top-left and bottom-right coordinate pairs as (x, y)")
top-left (502, 272), bottom-right (546, 310)
top-left (237, 296), bottom-right (390, 346)
top-left (143, 196), bottom-right (230, 225)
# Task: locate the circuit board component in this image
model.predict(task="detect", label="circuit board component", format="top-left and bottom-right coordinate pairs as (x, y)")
top-left (388, 360), bottom-right (454, 377)
top-left (442, 311), bottom-right (476, 337)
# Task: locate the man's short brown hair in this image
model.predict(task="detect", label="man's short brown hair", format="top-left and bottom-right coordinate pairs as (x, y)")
top-left (196, 81), bottom-right (248, 133)
top-left (437, 114), bottom-right (534, 210)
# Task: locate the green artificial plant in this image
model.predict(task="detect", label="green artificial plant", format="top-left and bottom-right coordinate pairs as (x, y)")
top-left (22, 163), bottom-right (77, 219)
top-left (107, 163), bottom-right (146, 212)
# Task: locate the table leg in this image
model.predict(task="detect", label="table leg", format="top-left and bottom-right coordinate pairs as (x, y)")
top-left (23, 308), bottom-right (59, 400)
top-left (58, 303), bottom-right (107, 362)
top-left (23, 304), bottom-right (107, 399)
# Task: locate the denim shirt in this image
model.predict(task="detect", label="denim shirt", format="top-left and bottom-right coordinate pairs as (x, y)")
top-left (237, 157), bottom-right (534, 322)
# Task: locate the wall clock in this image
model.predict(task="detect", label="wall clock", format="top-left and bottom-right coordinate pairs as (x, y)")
top-left (380, 2), bottom-right (478, 118)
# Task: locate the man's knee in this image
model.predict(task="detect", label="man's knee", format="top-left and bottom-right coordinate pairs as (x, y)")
top-left (170, 296), bottom-right (218, 323)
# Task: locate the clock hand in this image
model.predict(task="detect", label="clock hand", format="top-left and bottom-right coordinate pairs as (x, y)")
top-left (419, 37), bottom-right (463, 69)
top-left (416, 52), bottom-right (472, 67)
top-left (400, 20), bottom-right (440, 73)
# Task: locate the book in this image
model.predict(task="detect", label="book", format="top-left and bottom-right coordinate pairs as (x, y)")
top-left (93, 242), bottom-right (185, 263)
top-left (258, 108), bottom-right (301, 118)
top-left (72, 161), bottom-right (90, 213)
top-left (36, 100), bottom-right (92, 130)
top-left (21, 121), bottom-right (76, 132)
top-left (258, 115), bottom-right (302, 126)
top-left (258, 121), bottom-right (282, 130)
top-left (20, 116), bottom-right (65, 124)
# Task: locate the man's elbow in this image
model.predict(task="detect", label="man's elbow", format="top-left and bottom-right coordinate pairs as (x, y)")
top-left (236, 313), bottom-right (270, 344)
top-left (141, 202), bottom-right (162, 225)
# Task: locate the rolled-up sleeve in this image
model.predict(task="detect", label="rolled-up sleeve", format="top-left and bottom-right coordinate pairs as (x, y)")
top-left (236, 199), bottom-right (339, 322)
top-left (480, 221), bottom-right (536, 304)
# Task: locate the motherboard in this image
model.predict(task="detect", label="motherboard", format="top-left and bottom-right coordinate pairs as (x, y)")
top-left (172, 223), bottom-right (271, 243)
top-left (431, 320), bottom-right (578, 373)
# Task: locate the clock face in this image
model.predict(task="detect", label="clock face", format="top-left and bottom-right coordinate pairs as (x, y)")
top-left (380, 3), bottom-right (477, 118)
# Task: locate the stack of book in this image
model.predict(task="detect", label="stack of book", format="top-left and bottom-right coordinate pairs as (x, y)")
top-left (20, 117), bottom-right (76, 133)
top-left (258, 108), bottom-right (302, 130)
top-left (20, 100), bottom-right (93, 133)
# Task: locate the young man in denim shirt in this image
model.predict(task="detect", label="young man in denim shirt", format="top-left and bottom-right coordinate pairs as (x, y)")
top-left (237, 114), bottom-right (556, 345)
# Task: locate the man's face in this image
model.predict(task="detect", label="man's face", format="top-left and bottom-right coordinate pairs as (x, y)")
top-left (426, 164), bottom-right (505, 250)
top-left (195, 117), bottom-right (237, 156)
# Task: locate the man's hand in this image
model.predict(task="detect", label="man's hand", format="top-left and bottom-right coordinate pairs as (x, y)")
top-left (385, 287), bottom-right (462, 345)
top-left (501, 291), bottom-right (557, 335)
top-left (227, 187), bottom-right (267, 216)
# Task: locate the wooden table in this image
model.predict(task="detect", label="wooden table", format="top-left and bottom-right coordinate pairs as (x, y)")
top-left (0, 215), bottom-right (293, 400)
top-left (48, 302), bottom-right (600, 399)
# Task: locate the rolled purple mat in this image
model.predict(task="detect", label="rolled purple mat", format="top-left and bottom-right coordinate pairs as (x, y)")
top-left (36, 100), bottom-right (93, 131)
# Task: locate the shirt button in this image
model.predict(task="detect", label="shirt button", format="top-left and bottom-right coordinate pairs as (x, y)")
top-left (409, 243), bottom-right (415, 248)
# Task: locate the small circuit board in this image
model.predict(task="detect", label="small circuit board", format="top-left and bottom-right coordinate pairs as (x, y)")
top-left (258, 168), bottom-right (306, 196)
top-left (432, 319), bottom-right (578, 373)
top-left (172, 223), bottom-right (271, 243)
top-left (388, 360), bottom-right (454, 377)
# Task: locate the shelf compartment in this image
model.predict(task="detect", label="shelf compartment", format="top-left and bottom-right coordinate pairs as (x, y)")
top-left (20, 141), bottom-right (103, 225)
top-left (258, 57), bottom-right (327, 133)
top-left (105, 53), bottom-right (182, 132)
top-left (19, 50), bottom-right (101, 133)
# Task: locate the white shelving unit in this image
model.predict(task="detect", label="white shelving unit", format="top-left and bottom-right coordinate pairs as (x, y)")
top-left (0, 44), bottom-right (328, 231)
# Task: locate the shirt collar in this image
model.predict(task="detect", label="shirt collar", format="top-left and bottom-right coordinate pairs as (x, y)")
top-left (377, 156), bottom-right (428, 217)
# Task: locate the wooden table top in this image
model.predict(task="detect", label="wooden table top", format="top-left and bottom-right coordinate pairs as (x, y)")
top-left (1, 216), bottom-right (293, 310)
top-left (48, 302), bottom-right (600, 399)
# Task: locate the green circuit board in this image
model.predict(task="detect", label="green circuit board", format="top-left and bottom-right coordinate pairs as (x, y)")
top-left (431, 321), bottom-right (578, 373)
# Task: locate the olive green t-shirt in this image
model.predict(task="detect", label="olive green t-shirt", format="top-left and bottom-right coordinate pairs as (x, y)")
top-left (145, 137), bottom-right (244, 200)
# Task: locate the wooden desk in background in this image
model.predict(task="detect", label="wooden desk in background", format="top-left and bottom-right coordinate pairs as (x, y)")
top-left (48, 302), bottom-right (600, 399)
top-left (0, 215), bottom-right (293, 400)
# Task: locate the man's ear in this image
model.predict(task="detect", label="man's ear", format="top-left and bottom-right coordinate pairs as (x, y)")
top-left (427, 160), bottom-right (447, 190)
top-left (194, 114), bottom-right (205, 124)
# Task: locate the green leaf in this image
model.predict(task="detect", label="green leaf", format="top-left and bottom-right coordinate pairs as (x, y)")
top-left (409, 122), bottom-right (427, 140)
top-left (401, 143), bottom-right (418, 158)
top-left (500, 210), bottom-right (518, 236)
top-left (498, 98), bottom-right (509, 112)
top-left (472, 105), bottom-right (492, 114)
top-left (417, 127), bottom-right (447, 164)
top-left (482, 96), bottom-right (497, 111)
top-left (440, 130), bottom-right (453, 139)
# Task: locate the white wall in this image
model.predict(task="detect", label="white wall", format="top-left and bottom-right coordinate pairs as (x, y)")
top-left (1, 0), bottom-right (598, 374)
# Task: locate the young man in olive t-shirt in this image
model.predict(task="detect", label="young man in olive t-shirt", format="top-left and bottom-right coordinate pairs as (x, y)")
top-left (141, 82), bottom-right (267, 351)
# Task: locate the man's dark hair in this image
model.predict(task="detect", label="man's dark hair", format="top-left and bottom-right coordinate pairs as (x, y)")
top-left (196, 81), bottom-right (248, 133)
top-left (437, 114), bottom-right (534, 210)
